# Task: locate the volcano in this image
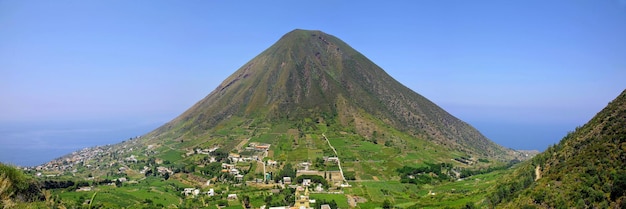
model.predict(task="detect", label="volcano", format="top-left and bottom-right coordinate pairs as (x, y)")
top-left (145, 29), bottom-right (514, 161)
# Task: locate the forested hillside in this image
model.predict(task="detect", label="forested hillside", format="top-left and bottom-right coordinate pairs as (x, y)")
top-left (488, 89), bottom-right (626, 208)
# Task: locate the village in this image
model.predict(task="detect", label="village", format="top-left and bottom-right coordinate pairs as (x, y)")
top-left (25, 134), bottom-right (355, 209)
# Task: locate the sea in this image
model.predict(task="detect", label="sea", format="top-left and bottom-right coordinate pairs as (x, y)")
top-left (0, 120), bottom-right (163, 167)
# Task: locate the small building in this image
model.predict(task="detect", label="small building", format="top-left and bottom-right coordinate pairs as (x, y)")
top-left (207, 188), bottom-right (215, 196)
top-left (208, 147), bottom-right (219, 153)
top-left (255, 144), bottom-right (271, 151)
top-left (302, 179), bottom-right (312, 187)
top-left (157, 166), bottom-right (172, 175)
top-left (326, 157), bottom-right (339, 163)
top-left (283, 177), bottom-right (292, 184)
top-left (321, 204), bottom-right (331, 209)
top-left (230, 168), bottom-right (240, 175)
top-left (299, 162), bottom-right (311, 170)
top-left (227, 194), bottom-right (238, 200)
top-left (222, 163), bottom-right (236, 170)
top-left (124, 155), bottom-right (137, 163)
top-left (76, 186), bottom-right (92, 192)
top-left (182, 188), bottom-right (197, 196)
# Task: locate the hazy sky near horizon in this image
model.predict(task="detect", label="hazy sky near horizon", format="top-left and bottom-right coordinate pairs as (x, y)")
top-left (1, 1), bottom-right (625, 165)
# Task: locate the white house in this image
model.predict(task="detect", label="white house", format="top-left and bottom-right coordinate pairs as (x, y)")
top-left (302, 179), bottom-right (312, 186)
top-left (182, 188), bottom-right (195, 196)
top-left (230, 168), bottom-right (240, 175)
top-left (267, 160), bottom-right (278, 166)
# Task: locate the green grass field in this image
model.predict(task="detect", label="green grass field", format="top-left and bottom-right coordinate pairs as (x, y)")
top-left (310, 193), bottom-right (350, 208)
top-left (342, 169), bottom-right (509, 208)
top-left (55, 177), bottom-right (183, 208)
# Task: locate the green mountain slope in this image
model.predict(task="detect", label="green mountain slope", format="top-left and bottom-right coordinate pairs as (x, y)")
top-left (149, 29), bottom-right (513, 160)
top-left (488, 89), bottom-right (626, 208)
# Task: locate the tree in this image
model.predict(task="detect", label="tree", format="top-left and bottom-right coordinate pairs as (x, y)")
top-left (242, 195), bottom-right (251, 208)
top-left (315, 157), bottom-right (325, 169)
top-left (462, 202), bottom-right (477, 209)
top-left (144, 169), bottom-right (153, 177)
top-left (274, 163), bottom-right (296, 183)
top-left (611, 172), bottom-right (626, 201)
top-left (382, 199), bottom-right (392, 209)
top-left (212, 149), bottom-right (229, 162)
top-left (384, 140), bottom-right (393, 147)
top-left (217, 200), bottom-right (228, 207)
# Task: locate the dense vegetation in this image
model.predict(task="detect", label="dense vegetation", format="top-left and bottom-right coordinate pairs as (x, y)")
top-left (396, 163), bottom-right (453, 184)
top-left (0, 163), bottom-right (44, 208)
top-left (489, 89), bottom-right (626, 208)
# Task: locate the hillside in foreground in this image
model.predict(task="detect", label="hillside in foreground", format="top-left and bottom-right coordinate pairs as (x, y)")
top-left (488, 89), bottom-right (626, 208)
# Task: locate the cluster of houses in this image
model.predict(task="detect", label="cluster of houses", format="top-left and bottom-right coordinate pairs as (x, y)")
top-left (228, 153), bottom-right (260, 163)
top-left (246, 142), bottom-right (271, 151)
top-left (180, 172), bottom-right (328, 209)
top-left (32, 136), bottom-right (145, 173)
top-left (137, 165), bottom-right (173, 175)
top-left (186, 147), bottom-right (220, 157)
top-left (181, 187), bottom-right (237, 201)
top-left (34, 146), bottom-right (109, 172)
top-left (31, 136), bottom-right (344, 208)
top-left (263, 185), bottom-right (324, 209)
top-left (124, 155), bottom-right (138, 163)
top-left (221, 163), bottom-right (245, 181)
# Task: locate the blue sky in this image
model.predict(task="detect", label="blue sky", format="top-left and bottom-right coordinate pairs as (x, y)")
top-left (1, 1), bottom-right (625, 166)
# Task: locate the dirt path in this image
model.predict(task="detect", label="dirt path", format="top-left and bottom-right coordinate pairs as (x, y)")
top-left (535, 165), bottom-right (542, 181)
top-left (234, 138), bottom-right (250, 152)
top-left (347, 195), bottom-right (357, 208)
top-left (322, 133), bottom-right (349, 186)
top-left (346, 195), bottom-right (367, 208)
